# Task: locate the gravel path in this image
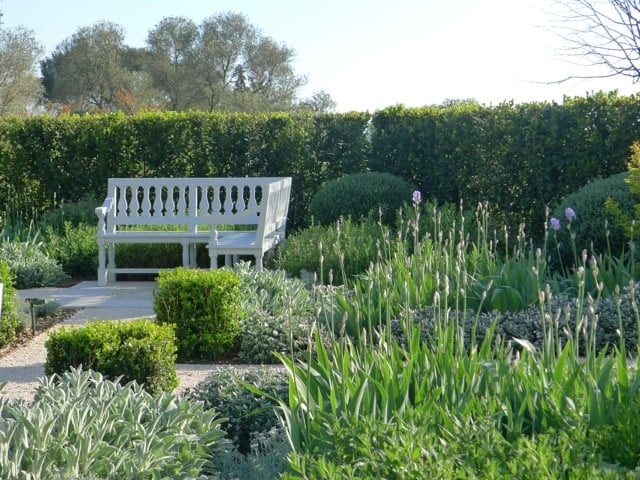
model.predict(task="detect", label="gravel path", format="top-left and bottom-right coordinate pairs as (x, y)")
top-left (0, 282), bottom-right (226, 402)
top-left (0, 314), bottom-right (217, 402)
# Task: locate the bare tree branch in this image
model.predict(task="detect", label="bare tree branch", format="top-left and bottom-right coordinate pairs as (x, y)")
top-left (552, 0), bottom-right (640, 82)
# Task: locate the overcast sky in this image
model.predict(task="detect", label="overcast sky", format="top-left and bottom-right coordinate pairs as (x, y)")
top-left (1, 0), bottom-right (637, 112)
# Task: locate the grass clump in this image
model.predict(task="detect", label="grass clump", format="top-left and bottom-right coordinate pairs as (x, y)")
top-left (272, 217), bottom-right (383, 284)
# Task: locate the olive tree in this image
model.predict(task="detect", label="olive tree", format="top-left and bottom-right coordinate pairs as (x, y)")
top-left (147, 12), bottom-right (306, 112)
top-left (0, 25), bottom-right (43, 115)
top-left (41, 21), bottom-right (157, 113)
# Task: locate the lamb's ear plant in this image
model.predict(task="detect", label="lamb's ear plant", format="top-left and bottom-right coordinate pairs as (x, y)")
top-left (0, 368), bottom-right (229, 479)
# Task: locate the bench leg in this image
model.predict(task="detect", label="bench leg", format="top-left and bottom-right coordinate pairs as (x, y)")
top-left (254, 254), bottom-right (263, 271)
top-left (209, 249), bottom-right (218, 269)
top-left (97, 240), bottom-right (107, 286)
top-left (189, 243), bottom-right (197, 268)
top-left (181, 242), bottom-right (190, 267)
top-left (107, 243), bottom-right (116, 283)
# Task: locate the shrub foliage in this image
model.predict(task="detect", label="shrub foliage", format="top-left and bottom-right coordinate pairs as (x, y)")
top-left (550, 172), bottom-right (633, 270)
top-left (153, 268), bottom-right (242, 361)
top-left (0, 368), bottom-right (227, 479)
top-left (186, 367), bottom-right (288, 455)
top-left (44, 319), bottom-right (178, 394)
top-left (1, 93), bottom-right (638, 235)
top-left (0, 261), bottom-right (21, 347)
top-left (309, 172), bottom-right (414, 226)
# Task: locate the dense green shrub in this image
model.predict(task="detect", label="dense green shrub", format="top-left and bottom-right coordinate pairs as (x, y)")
top-left (154, 268), bottom-right (242, 361)
top-left (45, 222), bottom-right (98, 278)
top-left (549, 172), bottom-right (633, 270)
top-left (308, 172), bottom-right (414, 226)
top-left (395, 283), bottom-right (640, 355)
top-left (0, 237), bottom-right (67, 288)
top-left (0, 368), bottom-right (227, 479)
top-left (0, 111), bottom-right (370, 233)
top-left (116, 242), bottom-right (183, 269)
top-left (45, 319), bottom-right (178, 394)
top-left (231, 262), bottom-right (330, 363)
top-left (0, 261), bottom-right (21, 347)
top-left (186, 367), bottom-right (289, 455)
top-left (39, 194), bottom-right (98, 233)
top-left (272, 217), bottom-right (385, 283)
top-left (370, 93), bottom-right (638, 239)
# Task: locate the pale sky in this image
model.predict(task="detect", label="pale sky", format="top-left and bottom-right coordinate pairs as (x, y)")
top-left (1, 0), bottom-right (637, 112)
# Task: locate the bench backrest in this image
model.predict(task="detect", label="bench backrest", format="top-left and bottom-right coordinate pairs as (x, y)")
top-left (102, 177), bottom-right (291, 234)
top-left (258, 177), bottom-right (292, 241)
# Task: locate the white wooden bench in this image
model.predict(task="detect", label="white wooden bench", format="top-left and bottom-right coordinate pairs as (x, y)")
top-left (95, 177), bottom-right (291, 286)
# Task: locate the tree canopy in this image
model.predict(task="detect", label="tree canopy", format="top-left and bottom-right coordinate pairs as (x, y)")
top-left (0, 16), bottom-right (43, 116)
top-left (39, 11), bottom-right (325, 114)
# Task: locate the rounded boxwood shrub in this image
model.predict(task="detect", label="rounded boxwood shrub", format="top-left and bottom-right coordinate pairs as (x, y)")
top-left (309, 172), bottom-right (414, 226)
top-left (549, 172), bottom-right (634, 270)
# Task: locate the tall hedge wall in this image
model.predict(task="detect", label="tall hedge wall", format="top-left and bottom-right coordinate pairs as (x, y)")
top-left (370, 91), bottom-right (640, 235)
top-left (0, 90), bottom-right (638, 235)
top-left (0, 111), bottom-right (370, 230)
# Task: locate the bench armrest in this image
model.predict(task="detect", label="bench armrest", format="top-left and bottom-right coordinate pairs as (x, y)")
top-left (95, 197), bottom-right (114, 217)
top-left (95, 198), bottom-right (114, 234)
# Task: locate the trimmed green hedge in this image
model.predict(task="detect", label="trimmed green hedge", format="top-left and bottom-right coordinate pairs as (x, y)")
top-left (2, 92), bottom-right (639, 237)
top-left (0, 111), bottom-right (370, 232)
top-left (369, 92), bottom-right (638, 236)
top-left (153, 268), bottom-right (242, 361)
top-left (44, 319), bottom-right (178, 394)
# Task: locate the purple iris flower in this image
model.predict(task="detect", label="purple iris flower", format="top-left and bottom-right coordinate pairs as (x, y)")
top-left (565, 207), bottom-right (577, 221)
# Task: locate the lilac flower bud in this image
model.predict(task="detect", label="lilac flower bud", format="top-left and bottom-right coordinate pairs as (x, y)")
top-left (412, 190), bottom-right (422, 205)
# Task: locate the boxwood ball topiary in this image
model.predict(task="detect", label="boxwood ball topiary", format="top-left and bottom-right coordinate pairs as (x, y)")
top-left (550, 171), bottom-right (635, 269)
top-left (309, 172), bottom-right (414, 226)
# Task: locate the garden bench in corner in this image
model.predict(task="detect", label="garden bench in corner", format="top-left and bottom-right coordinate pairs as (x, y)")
top-left (95, 177), bottom-right (292, 286)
